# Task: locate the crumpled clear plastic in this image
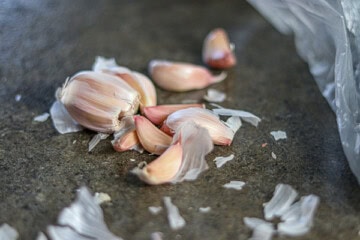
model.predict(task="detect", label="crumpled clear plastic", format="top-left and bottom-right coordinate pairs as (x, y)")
top-left (248, 0), bottom-right (360, 184)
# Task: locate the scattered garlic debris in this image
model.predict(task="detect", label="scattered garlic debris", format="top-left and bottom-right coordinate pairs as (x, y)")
top-left (33, 112), bottom-right (50, 122)
top-left (264, 184), bottom-right (298, 220)
top-left (48, 187), bottom-right (122, 240)
top-left (203, 89), bottom-right (226, 102)
top-left (94, 192), bottom-right (111, 204)
top-left (213, 154), bottom-right (235, 168)
top-left (245, 184), bottom-right (320, 239)
top-left (277, 195), bottom-right (320, 236)
top-left (36, 232), bottom-right (48, 240)
top-left (270, 131), bottom-right (287, 141)
top-left (150, 232), bottom-right (164, 240)
top-left (223, 180), bottom-right (245, 190)
top-left (211, 105), bottom-right (261, 127)
top-left (50, 100), bottom-right (83, 134)
top-left (88, 133), bottom-right (109, 152)
top-left (149, 60), bottom-right (227, 92)
top-left (202, 28), bottom-right (237, 69)
top-left (148, 206), bottom-right (163, 215)
top-left (163, 197), bottom-right (186, 230)
top-left (271, 152), bottom-right (277, 159)
top-left (0, 223), bottom-right (19, 240)
top-left (199, 207), bottom-right (211, 213)
top-left (15, 94), bottom-right (21, 102)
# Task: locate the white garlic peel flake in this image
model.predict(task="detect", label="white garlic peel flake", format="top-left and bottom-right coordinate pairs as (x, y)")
top-left (211, 105), bottom-right (261, 127)
top-left (50, 100), bottom-right (83, 134)
top-left (94, 192), bottom-right (111, 205)
top-left (223, 180), bottom-right (245, 190)
top-left (54, 187), bottom-right (122, 240)
top-left (264, 184), bottom-right (298, 220)
top-left (88, 133), bottom-right (110, 152)
top-left (213, 154), bottom-right (235, 168)
top-left (0, 224), bottom-right (19, 240)
top-left (33, 112), bottom-right (50, 122)
top-left (249, 222), bottom-right (275, 240)
top-left (35, 232), bottom-right (48, 240)
top-left (199, 207), bottom-right (211, 213)
top-left (163, 197), bottom-right (186, 230)
top-left (224, 116), bottom-right (242, 133)
top-left (203, 89), bottom-right (226, 102)
top-left (149, 206), bottom-right (163, 215)
top-left (277, 195), bottom-right (320, 237)
top-left (270, 131), bottom-right (287, 141)
top-left (170, 121), bottom-right (213, 183)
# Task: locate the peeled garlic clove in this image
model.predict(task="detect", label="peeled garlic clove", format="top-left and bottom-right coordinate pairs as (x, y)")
top-left (143, 103), bottom-right (205, 125)
top-left (202, 28), bottom-right (236, 69)
top-left (131, 121), bottom-right (213, 185)
top-left (131, 142), bottom-right (183, 185)
top-left (149, 60), bottom-right (227, 92)
top-left (134, 115), bottom-right (172, 155)
top-left (163, 107), bottom-right (234, 145)
top-left (60, 71), bottom-right (140, 133)
top-left (93, 56), bottom-right (157, 110)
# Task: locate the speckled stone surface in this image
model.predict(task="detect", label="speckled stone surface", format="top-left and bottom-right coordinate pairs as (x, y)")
top-left (0, 0), bottom-right (359, 239)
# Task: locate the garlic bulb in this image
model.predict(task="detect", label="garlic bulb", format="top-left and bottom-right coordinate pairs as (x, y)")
top-left (60, 71), bottom-right (140, 133)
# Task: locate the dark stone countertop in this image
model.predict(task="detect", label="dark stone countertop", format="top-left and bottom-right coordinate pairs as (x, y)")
top-left (0, 0), bottom-right (359, 239)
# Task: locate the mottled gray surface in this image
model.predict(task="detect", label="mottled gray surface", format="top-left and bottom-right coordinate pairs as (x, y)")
top-left (0, 0), bottom-right (359, 239)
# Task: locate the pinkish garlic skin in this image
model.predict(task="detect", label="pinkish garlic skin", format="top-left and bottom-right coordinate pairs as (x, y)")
top-left (143, 103), bottom-right (205, 126)
top-left (149, 60), bottom-right (227, 92)
top-left (162, 107), bottom-right (234, 146)
top-left (203, 28), bottom-right (236, 69)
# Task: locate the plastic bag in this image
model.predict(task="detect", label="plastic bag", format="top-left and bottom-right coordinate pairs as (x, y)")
top-left (248, 0), bottom-right (360, 184)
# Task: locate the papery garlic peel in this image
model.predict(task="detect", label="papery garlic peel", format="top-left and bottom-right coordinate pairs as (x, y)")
top-left (203, 28), bottom-right (236, 69)
top-left (161, 107), bottom-right (234, 145)
top-left (149, 60), bottom-right (227, 92)
top-left (60, 71), bottom-right (140, 133)
top-left (143, 103), bottom-right (205, 125)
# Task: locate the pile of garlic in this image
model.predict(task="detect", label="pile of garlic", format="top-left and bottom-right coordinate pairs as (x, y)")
top-left (51, 28), bottom-right (258, 185)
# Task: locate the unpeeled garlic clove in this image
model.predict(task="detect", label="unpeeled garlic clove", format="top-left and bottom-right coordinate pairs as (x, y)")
top-left (93, 56), bottom-right (157, 111)
top-left (143, 103), bottom-right (205, 125)
top-left (134, 115), bottom-right (172, 155)
top-left (149, 60), bottom-right (227, 92)
top-left (131, 142), bottom-right (183, 185)
top-left (162, 107), bottom-right (235, 145)
top-left (60, 71), bottom-right (140, 133)
top-left (112, 129), bottom-right (143, 153)
top-left (131, 120), bottom-right (213, 185)
top-left (202, 28), bottom-right (236, 69)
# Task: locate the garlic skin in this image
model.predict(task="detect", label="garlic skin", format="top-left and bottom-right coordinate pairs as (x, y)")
top-left (161, 107), bottom-right (235, 145)
top-left (202, 28), bottom-right (236, 69)
top-left (143, 103), bottom-right (205, 125)
top-left (149, 60), bottom-right (227, 92)
top-left (134, 115), bottom-right (172, 155)
top-left (112, 129), bottom-right (142, 153)
top-left (132, 121), bottom-right (213, 185)
top-left (60, 71), bottom-right (140, 133)
top-left (93, 56), bottom-right (157, 111)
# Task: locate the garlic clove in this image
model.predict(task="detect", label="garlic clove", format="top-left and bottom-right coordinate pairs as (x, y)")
top-left (202, 28), bottom-right (236, 69)
top-left (93, 56), bottom-right (157, 111)
top-left (149, 60), bottom-right (227, 92)
top-left (134, 115), bottom-right (173, 155)
top-left (163, 107), bottom-right (234, 145)
top-left (143, 103), bottom-right (205, 125)
top-left (131, 142), bottom-right (183, 185)
top-left (131, 120), bottom-right (213, 185)
top-left (112, 129), bottom-right (143, 153)
top-left (60, 71), bottom-right (140, 133)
